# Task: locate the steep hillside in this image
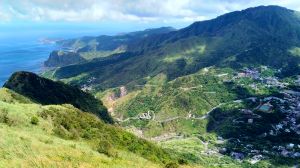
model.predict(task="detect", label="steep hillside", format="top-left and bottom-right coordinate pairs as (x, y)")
top-left (0, 88), bottom-right (183, 168)
top-left (3, 72), bottom-right (113, 123)
top-left (50, 6), bottom-right (300, 90)
top-left (44, 50), bottom-right (86, 67)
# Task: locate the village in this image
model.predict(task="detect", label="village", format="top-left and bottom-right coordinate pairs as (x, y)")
top-left (220, 66), bottom-right (300, 162)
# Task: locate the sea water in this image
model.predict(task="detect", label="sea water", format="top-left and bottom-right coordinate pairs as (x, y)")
top-left (0, 39), bottom-right (57, 86)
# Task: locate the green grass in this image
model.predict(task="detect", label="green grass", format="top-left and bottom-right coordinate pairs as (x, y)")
top-left (0, 88), bottom-right (32, 104)
top-left (0, 88), bottom-right (181, 168)
top-left (0, 124), bottom-right (161, 168)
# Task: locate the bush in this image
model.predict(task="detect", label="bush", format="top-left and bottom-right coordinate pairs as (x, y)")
top-left (178, 158), bottom-right (188, 165)
top-left (0, 109), bottom-right (9, 124)
top-left (30, 116), bottom-right (39, 125)
top-left (0, 108), bottom-right (18, 126)
top-left (97, 140), bottom-right (118, 158)
top-left (164, 162), bottom-right (179, 168)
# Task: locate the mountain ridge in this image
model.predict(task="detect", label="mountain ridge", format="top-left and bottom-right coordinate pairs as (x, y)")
top-left (49, 5), bottom-right (300, 90)
top-left (57, 26), bottom-right (176, 53)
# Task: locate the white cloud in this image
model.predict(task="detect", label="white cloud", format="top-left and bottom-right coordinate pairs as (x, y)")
top-left (0, 1), bottom-right (11, 21)
top-left (2, 0), bottom-right (300, 23)
top-left (0, 11), bottom-right (10, 21)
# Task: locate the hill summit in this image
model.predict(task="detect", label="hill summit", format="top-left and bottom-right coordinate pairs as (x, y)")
top-left (3, 71), bottom-right (113, 123)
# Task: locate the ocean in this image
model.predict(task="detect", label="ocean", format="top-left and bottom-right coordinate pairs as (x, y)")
top-left (0, 39), bottom-right (58, 86)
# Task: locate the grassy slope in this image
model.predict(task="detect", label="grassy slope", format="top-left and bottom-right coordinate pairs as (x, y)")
top-left (0, 88), bottom-right (183, 168)
top-left (0, 103), bottom-right (159, 168)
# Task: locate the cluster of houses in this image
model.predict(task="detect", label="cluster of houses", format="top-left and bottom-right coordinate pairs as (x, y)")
top-left (81, 77), bottom-right (96, 92)
top-left (269, 90), bottom-right (300, 136)
top-left (215, 68), bottom-right (300, 161)
top-left (236, 68), bottom-right (260, 79)
top-left (234, 67), bottom-right (286, 89)
top-left (263, 90), bottom-right (300, 157)
top-left (233, 109), bottom-right (262, 124)
top-left (230, 88), bottom-right (300, 160)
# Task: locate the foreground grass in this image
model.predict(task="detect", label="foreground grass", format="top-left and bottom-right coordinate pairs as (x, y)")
top-left (0, 124), bottom-right (161, 168)
top-left (0, 88), bottom-right (175, 168)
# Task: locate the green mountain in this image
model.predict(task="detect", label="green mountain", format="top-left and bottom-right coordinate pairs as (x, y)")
top-left (50, 6), bottom-right (300, 90)
top-left (3, 71), bottom-right (113, 123)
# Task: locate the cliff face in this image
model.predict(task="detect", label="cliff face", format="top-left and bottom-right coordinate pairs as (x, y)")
top-left (44, 50), bottom-right (86, 67)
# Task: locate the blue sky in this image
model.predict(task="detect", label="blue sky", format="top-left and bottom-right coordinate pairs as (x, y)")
top-left (1, 0), bottom-right (300, 36)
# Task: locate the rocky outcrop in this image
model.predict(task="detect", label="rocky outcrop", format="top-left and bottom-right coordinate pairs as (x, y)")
top-left (44, 50), bottom-right (86, 67)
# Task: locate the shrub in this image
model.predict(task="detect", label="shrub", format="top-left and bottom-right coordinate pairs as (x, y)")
top-left (53, 126), bottom-right (69, 139)
top-left (0, 108), bottom-right (18, 126)
top-left (164, 162), bottom-right (179, 168)
top-left (178, 158), bottom-right (188, 165)
top-left (97, 140), bottom-right (118, 158)
top-left (30, 116), bottom-right (39, 125)
top-left (0, 109), bottom-right (9, 124)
